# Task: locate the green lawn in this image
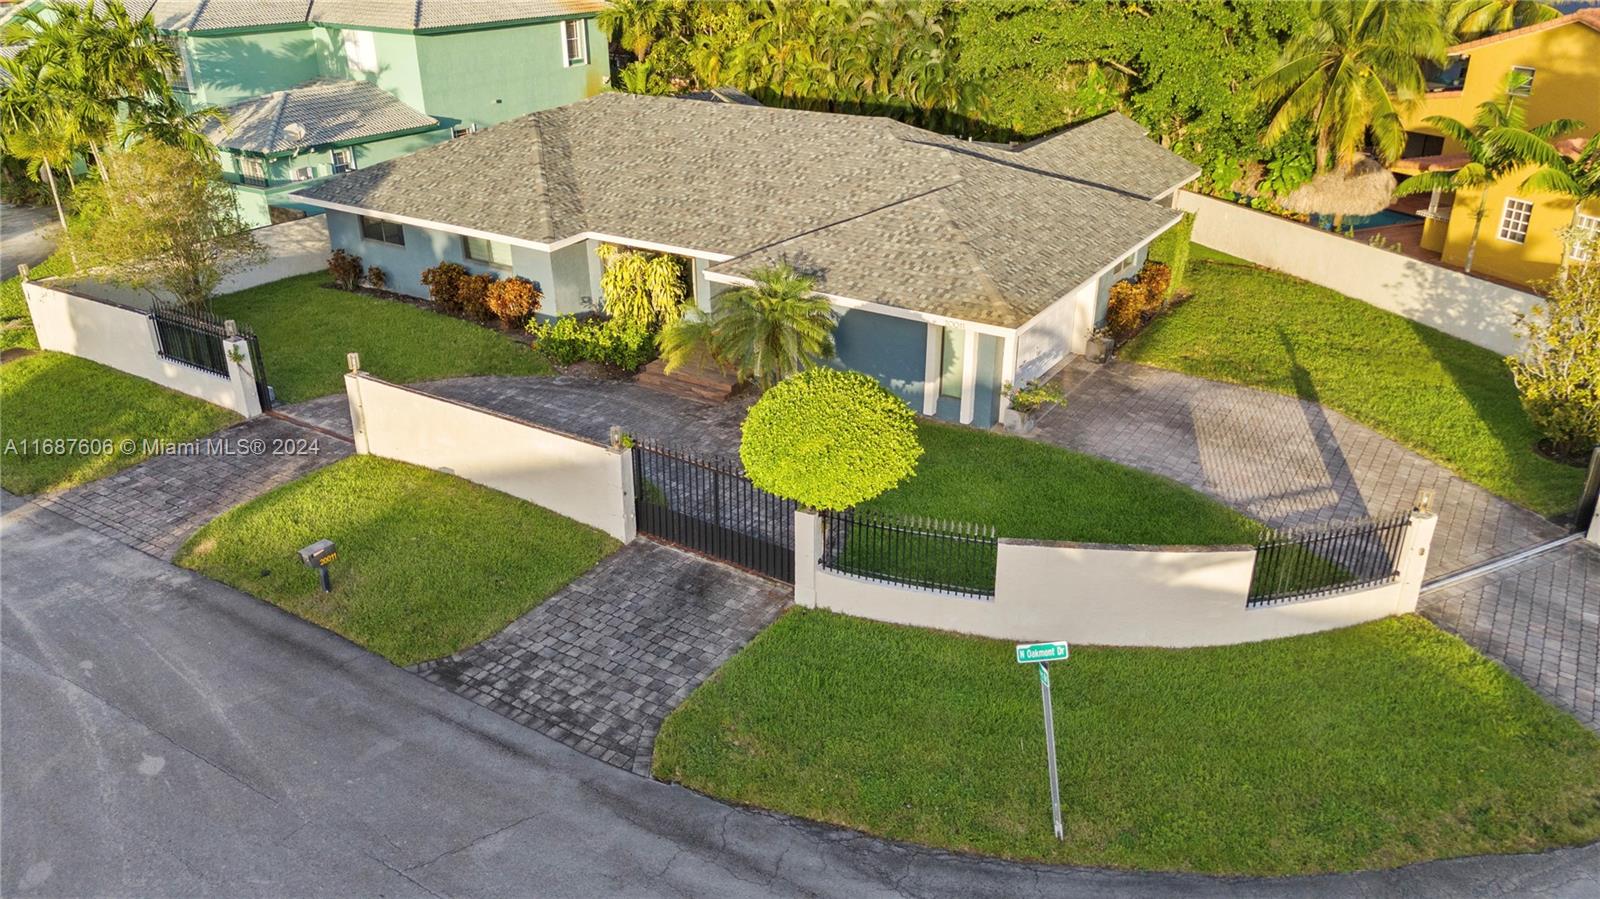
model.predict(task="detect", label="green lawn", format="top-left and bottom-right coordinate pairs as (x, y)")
top-left (865, 422), bottom-right (1263, 545)
top-left (212, 273), bottom-right (550, 404)
top-left (1120, 255), bottom-right (1584, 516)
top-left (1, 249), bottom-right (71, 351)
top-left (655, 609), bottom-right (1600, 876)
top-left (0, 352), bottom-right (239, 494)
top-left (176, 456), bottom-right (618, 665)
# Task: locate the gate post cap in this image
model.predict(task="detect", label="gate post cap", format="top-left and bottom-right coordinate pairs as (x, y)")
top-left (347, 352), bottom-right (361, 373)
top-left (224, 319), bottom-right (239, 337)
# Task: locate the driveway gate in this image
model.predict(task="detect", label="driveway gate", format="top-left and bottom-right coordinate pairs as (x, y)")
top-left (632, 441), bottom-right (796, 582)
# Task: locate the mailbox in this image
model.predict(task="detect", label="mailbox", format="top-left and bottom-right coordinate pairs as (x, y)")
top-left (298, 540), bottom-right (337, 592)
top-left (299, 539), bottom-right (337, 567)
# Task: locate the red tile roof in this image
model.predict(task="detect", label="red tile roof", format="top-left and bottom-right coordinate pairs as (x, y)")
top-left (1449, 7), bottom-right (1600, 54)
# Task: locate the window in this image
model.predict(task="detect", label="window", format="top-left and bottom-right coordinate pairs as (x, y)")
top-left (330, 148), bottom-right (355, 174)
top-left (360, 216), bottom-right (405, 246)
top-left (561, 19), bottom-right (587, 67)
top-left (451, 123), bottom-right (476, 139)
top-left (1508, 65), bottom-right (1535, 96)
top-left (166, 37), bottom-right (191, 91)
top-left (1110, 253), bottom-right (1137, 279)
top-left (342, 30), bottom-right (378, 75)
top-left (291, 166), bottom-right (314, 182)
top-left (939, 328), bottom-right (965, 399)
top-left (1497, 197), bottom-right (1534, 243)
top-left (463, 236), bottom-right (513, 267)
top-left (1569, 213), bottom-right (1600, 263)
top-left (238, 157), bottom-right (266, 184)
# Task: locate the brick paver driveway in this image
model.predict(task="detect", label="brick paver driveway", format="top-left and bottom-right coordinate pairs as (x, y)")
top-left (1420, 540), bottom-right (1599, 732)
top-left (1035, 361), bottom-right (1567, 579)
top-left (414, 540), bottom-right (788, 775)
top-left (35, 415), bottom-right (351, 560)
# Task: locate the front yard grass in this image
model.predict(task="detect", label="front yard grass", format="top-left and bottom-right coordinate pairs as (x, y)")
top-left (212, 273), bottom-right (550, 404)
top-left (654, 609), bottom-right (1600, 876)
top-left (0, 352), bottom-right (238, 495)
top-left (176, 456), bottom-right (617, 666)
top-left (865, 422), bottom-right (1263, 545)
top-left (1120, 256), bottom-right (1584, 517)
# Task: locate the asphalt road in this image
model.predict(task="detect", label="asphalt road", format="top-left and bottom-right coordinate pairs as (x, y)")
top-left (2, 490), bottom-right (1597, 898)
top-left (0, 203), bottom-right (60, 276)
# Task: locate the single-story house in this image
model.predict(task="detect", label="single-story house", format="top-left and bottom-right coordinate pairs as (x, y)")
top-left (292, 92), bottom-right (1198, 427)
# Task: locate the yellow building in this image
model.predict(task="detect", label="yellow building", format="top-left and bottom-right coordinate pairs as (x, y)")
top-left (1394, 8), bottom-right (1600, 287)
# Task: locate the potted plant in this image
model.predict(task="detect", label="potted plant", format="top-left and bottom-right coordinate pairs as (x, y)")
top-left (1086, 326), bottom-right (1115, 363)
top-left (1000, 380), bottom-right (1067, 435)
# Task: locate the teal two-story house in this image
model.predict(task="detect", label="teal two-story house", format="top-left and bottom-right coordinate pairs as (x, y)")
top-left (137, 0), bottom-right (608, 226)
top-left (293, 93), bottom-right (1199, 427)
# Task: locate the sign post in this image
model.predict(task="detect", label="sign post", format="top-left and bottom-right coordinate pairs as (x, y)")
top-left (1016, 641), bottom-right (1068, 840)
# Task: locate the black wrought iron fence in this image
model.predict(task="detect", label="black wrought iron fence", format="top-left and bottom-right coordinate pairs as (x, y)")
top-left (148, 303), bottom-right (272, 408)
top-left (1247, 511), bottom-right (1411, 606)
top-left (820, 508), bottom-right (998, 597)
top-left (632, 441), bottom-right (796, 582)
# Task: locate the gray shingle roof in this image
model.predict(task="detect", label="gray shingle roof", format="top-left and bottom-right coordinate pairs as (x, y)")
top-left (294, 93), bottom-right (1192, 329)
top-left (1018, 112), bottom-right (1200, 200)
top-left (205, 78), bottom-right (439, 154)
top-left (128, 0), bottom-right (602, 33)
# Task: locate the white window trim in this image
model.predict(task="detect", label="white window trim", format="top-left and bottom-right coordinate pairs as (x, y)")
top-left (1497, 197), bottom-right (1533, 244)
top-left (239, 157), bottom-right (265, 179)
top-left (1569, 212), bottom-right (1600, 262)
top-left (561, 19), bottom-right (587, 67)
top-left (451, 123), bottom-right (477, 139)
top-left (1508, 65), bottom-right (1535, 97)
top-left (462, 235), bottom-right (513, 268)
top-left (330, 148), bottom-right (355, 174)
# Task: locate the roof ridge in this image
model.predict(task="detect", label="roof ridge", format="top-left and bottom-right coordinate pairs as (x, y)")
top-left (1449, 7), bottom-right (1600, 54)
top-left (266, 89), bottom-right (290, 152)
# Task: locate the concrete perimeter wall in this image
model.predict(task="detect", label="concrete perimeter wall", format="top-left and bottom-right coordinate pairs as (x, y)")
top-left (795, 510), bottom-right (1438, 647)
top-left (1174, 190), bottom-right (1538, 356)
top-left (23, 280), bottom-right (261, 417)
top-left (344, 372), bottom-right (636, 542)
top-left (218, 216), bottom-right (331, 295)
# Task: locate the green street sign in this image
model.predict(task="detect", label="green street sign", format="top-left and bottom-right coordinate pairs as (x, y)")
top-left (1015, 641), bottom-right (1069, 664)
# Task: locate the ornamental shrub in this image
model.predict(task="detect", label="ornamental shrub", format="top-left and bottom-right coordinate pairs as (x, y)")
top-left (1105, 280), bottom-right (1147, 341)
top-left (459, 271), bottom-right (498, 322)
top-left (596, 244), bottom-right (689, 329)
top-left (366, 266), bottom-right (387, 291)
top-left (328, 249), bottom-right (363, 291)
top-left (739, 368), bottom-right (922, 510)
top-left (1508, 236), bottom-right (1600, 459)
top-left (486, 276), bottom-right (543, 328)
top-left (527, 314), bottom-right (657, 370)
top-left (1137, 262), bottom-right (1172, 306)
top-left (421, 262), bottom-right (468, 313)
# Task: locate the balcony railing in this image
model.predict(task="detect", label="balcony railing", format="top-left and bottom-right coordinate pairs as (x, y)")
top-left (230, 173), bottom-right (270, 189)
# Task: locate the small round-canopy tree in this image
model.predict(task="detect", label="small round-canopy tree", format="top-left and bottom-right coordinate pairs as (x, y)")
top-left (739, 368), bottom-right (922, 511)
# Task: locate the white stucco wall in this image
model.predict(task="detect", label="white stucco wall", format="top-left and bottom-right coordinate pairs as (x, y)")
top-left (23, 281), bottom-right (260, 416)
top-left (1174, 191), bottom-right (1537, 356)
top-left (344, 373), bottom-right (636, 541)
top-left (1014, 281), bottom-right (1090, 384)
top-left (795, 511), bottom-right (1438, 647)
top-left (214, 216), bottom-right (332, 294)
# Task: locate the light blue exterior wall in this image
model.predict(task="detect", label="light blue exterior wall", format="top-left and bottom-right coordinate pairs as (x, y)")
top-left (832, 309), bottom-right (928, 413)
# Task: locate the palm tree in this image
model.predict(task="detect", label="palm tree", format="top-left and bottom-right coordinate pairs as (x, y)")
top-left (0, 54), bottom-right (80, 247)
top-left (1516, 137), bottom-right (1600, 277)
top-left (1257, 0), bottom-right (1447, 173)
top-left (596, 0), bottom-right (678, 62)
top-left (659, 263), bottom-right (836, 389)
top-left (1395, 72), bottom-right (1584, 272)
top-left (1445, 0), bottom-right (1560, 40)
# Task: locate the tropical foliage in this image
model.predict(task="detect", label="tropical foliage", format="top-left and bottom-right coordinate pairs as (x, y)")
top-left (1507, 231), bottom-right (1600, 459)
top-left (1395, 72), bottom-right (1584, 272)
top-left (658, 263), bottom-right (835, 388)
top-left (740, 368), bottom-right (922, 511)
top-left (1444, 0), bottom-right (1560, 40)
top-left (528, 315), bottom-right (657, 371)
top-left (596, 244), bottom-right (690, 330)
top-left (67, 142), bottom-right (263, 308)
top-left (1519, 136), bottom-right (1600, 276)
top-left (1256, 0), bottom-right (1446, 173)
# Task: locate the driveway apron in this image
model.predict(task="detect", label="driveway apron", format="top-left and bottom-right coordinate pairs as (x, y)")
top-left (33, 415), bottom-right (351, 561)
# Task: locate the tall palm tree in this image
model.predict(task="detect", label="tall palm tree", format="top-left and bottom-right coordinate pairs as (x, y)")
top-left (1395, 72), bottom-right (1584, 272)
top-left (1445, 0), bottom-right (1560, 40)
top-left (659, 263), bottom-right (835, 389)
top-left (1516, 137), bottom-right (1600, 276)
top-left (0, 54), bottom-right (80, 247)
top-left (1257, 0), bottom-right (1447, 172)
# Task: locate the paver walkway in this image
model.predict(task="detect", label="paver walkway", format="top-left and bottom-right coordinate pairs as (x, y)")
top-left (1036, 360), bottom-right (1567, 579)
top-left (414, 540), bottom-right (788, 776)
top-left (34, 415), bottom-right (351, 560)
top-left (1421, 540), bottom-right (1599, 732)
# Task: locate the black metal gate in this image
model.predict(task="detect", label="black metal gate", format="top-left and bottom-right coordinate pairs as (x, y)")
top-left (149, 303), bottom-right (272, 409)
top-left (1247, 512), bottom-right (1411, 606)
top-left (632, 441), bottom-right (796, 582)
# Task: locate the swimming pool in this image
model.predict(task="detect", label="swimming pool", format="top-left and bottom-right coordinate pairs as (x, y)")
top-left (1313, 210), bottom-right (1422, 232)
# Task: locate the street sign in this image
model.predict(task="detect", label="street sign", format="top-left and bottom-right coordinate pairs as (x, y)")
top-left (1017, 640), bottom-right (1069, 841)
top-left (1015, 641), bottom-right (1069, 664)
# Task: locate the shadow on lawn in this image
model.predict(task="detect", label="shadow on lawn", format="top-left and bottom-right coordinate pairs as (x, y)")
top-left (1273, 326), bottom-right (1373, 525)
